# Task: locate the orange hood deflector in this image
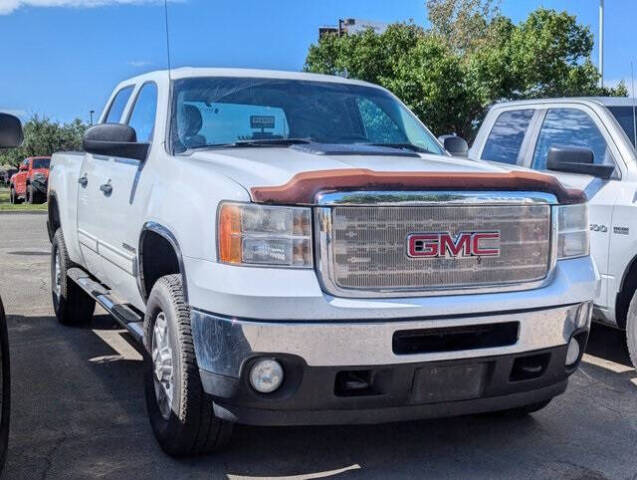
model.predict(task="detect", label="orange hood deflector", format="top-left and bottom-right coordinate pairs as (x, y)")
top-left (250, 168), bottom-right (586, 205)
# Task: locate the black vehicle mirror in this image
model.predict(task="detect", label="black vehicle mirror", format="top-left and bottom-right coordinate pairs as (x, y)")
top-left (0, 113), bottom-right (23, 149)
top-left (83, 123), bottom-right (150, 161)
top-left (438, 134), bottom-right (469, 157)
top-left (547, 146), bottom-right (614, 179)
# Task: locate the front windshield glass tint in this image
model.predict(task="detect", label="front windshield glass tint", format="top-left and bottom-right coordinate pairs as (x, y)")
top-left (170, 77), bottom-right (443, 154)
top-left (32, 158), bottom-right (50, 169)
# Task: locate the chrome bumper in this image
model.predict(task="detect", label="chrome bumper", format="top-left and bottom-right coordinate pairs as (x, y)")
top-left (191, 302), bottom-right (592, 379)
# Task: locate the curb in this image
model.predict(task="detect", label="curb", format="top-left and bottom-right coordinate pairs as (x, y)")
top-left (0, 210), bottom-right (47, 215)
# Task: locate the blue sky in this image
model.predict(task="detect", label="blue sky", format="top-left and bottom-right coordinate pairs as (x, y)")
top-left (0, 0), bottom-right (634, 123)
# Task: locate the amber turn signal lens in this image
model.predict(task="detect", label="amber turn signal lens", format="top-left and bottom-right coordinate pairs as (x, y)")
top-left (218, 203), bottom-right (242, 264)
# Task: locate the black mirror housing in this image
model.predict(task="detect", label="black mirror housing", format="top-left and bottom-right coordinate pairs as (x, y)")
top-left (83, 123), bottom-right (150, 161)
top-left (547, 146), bottom-right (614, 179)
top-left (438, 134), bottom-right (469, 157)
top-left (0, 113), bottom-right (23, 149)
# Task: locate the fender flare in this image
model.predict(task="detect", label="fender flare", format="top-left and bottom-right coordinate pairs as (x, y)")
top-left (137, 221), bottom-right (189, 304)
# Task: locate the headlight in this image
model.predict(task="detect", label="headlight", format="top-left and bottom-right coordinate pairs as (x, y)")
top-left (556, 203), bottom-right (589, 259)
top-left (217, 202), bottom-right (313, 268)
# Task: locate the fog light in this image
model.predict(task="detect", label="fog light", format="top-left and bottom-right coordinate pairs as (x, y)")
top-left (565, 337), bottom-right (581, 366)
top-left (249, 358), bottom-right (284, 393)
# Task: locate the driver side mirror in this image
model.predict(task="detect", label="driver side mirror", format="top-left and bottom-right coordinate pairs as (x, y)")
top-left (83, 123), bottom-right (150, 161)
top-left (0, 113), bottom-right (23, 149)
top-left (547, 146), bottom-right (614, 179)
top-left (438, 134), bottom-right (469, 157)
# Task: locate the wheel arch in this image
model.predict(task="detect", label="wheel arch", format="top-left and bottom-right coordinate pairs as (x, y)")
top-left (137, 222), bottom-right (188, 305)
top-left (615, 253), bottom-right (637, 330)
top-left (47, 192), bottom-right (61, 242)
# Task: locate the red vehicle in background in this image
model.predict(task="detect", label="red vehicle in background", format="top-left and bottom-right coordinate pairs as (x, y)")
top-left (9, 156), bottom-right (50, 204)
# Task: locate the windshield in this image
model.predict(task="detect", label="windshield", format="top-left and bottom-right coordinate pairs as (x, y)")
top-left (170, 77), bottom-right (443, 154)
top-left (32, 158), bottom-right (50, 169)
top-left (608, 106), bottom-right (637, 147)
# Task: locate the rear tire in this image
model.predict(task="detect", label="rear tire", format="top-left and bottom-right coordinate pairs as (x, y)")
top-left (144, 274), bottom-right (232, 456)
top-left (51, 229), bottom-right (95, 325)
top-left (0, 298), bottom-right (11, 472)
top-left (625, 290), bottom-right (637, 368)
top-left (9, 187), bottom-right (20, 205)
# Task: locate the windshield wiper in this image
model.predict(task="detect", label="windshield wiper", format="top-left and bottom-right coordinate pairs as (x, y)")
top-left (191, 138), bottom-right (314, 150)
top-left (367, 143), bottom-right (431, 154)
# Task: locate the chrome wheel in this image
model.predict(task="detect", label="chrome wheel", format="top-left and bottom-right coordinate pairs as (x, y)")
top-left (152, 312), bottom-right (174, 420)
top-left (53, 247), bottom-right (61, 301)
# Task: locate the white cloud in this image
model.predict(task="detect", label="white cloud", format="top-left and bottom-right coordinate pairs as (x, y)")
top-left (0, 0), bottom-right (180, 15)
top-left (128, 60), bottom-right (152, 67)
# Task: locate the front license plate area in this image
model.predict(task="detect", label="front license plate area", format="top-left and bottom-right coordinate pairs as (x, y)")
top-left (411, 363), bottom-right (488, 404)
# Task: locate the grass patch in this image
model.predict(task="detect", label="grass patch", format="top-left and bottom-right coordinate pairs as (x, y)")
top-left (0, 187), bottom-right (47, 212)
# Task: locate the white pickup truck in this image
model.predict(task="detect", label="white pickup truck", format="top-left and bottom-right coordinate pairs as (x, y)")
top-left (48, 68), bottom-right (597, 456)
top-left (470, 97), bottom-right (637, 367)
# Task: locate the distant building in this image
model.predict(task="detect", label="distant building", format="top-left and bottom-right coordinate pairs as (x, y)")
top-left (318, 18), bottom-right (389, 40)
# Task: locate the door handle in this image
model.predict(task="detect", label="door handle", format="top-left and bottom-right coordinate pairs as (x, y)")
top-left (100, 181), bottom-right (113, 196)
top-left (78, 174), bottom-right (88, 187)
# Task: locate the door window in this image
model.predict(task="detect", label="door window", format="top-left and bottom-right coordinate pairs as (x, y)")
top-left (481, 109), bottom-right (534, 164)
top-left (103, 86), bottom-right (134, 124)
top-left (532, 108), bottom-right (614, 170)
top-left (127, 83), bottom-right (158, 142)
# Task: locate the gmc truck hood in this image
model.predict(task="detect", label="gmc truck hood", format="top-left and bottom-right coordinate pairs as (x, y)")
top-left (188, 147), bottom-right (511, 191)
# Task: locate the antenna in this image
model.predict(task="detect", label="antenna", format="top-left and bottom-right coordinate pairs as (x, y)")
top-left (630, 61), bottom-right (637, 148)
top-left (164, 0), bottom-right (172, 80)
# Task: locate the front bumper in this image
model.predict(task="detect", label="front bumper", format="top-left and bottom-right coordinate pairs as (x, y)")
top-left (31, 178), bottom-right (48, 193)
top-left (192, 302), bottom-right (592, 426)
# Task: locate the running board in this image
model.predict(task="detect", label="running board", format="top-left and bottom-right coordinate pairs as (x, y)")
top-left (67, 267), bottom-right (144, 343)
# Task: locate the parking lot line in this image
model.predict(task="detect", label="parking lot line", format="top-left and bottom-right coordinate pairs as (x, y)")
top-left (582, 353), bottom-right (634, 373)
top-left (90, 329), bottom-right (143, 362)
top-left (227, 465), bottom-right (362, 480)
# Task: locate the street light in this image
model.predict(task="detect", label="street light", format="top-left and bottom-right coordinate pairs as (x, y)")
top-left (599, 0), bottom-right (604, 87)
top-left (89, 110), bottom-right (95, 125)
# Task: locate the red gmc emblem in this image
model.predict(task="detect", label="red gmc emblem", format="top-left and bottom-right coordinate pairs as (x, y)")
top-left (407, 232), bottom-right (501, 258)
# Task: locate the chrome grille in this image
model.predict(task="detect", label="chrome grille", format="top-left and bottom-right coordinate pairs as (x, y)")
top-left (316, 204), bottom-right (552, 296)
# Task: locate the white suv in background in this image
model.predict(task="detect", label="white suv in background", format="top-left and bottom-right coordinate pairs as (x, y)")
top-left (471, 97), bottom-right (637, 367)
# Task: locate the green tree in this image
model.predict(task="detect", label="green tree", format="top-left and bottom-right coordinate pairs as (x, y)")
top-left (0, 115), bottom-right (88, 168)
top-left (304, 4), bottom-right (627, 141)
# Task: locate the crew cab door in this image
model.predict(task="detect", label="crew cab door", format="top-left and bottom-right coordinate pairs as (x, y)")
top-left (77, 85), bottom-right (135, 281)
top-left (476, 105), bottom-right (620, 310)
top-left (94, 81), bottom-right (158, 306)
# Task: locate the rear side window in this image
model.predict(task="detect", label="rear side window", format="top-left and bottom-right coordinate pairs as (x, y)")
top-left (103, 86), bottom-right (134, 124)
top-left (481, 109), bottom-right (534, 164)
top-left (127, 83), bottom-right (158, 142)
top-left (532, 108), bottom-right (613, 170)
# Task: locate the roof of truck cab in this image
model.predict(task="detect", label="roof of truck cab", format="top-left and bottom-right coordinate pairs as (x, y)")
top-left (492, 97), bottom-right (637, 109)
top-left (121, 67), bottom-right (382, 89)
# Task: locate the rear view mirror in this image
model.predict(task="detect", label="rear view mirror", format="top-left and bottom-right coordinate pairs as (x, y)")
top-left (547, 146), bottom-right (614, 179)
top-left (83, 123), bottom-right (150, 161)
top-left (438, 134), bottom-right (469, 157)
top-left (0, 113), bottom-right (23, 149)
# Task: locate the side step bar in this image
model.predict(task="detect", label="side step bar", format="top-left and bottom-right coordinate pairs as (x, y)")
top-left (67, 267), bottom-right (144, 343)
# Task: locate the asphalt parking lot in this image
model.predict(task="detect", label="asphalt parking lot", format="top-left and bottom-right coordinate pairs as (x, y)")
top-left (0, 213), bottom-right (635, 480)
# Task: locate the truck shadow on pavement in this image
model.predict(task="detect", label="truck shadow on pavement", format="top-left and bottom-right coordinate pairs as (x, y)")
top-left (2, 313), bottom-right (635, 480)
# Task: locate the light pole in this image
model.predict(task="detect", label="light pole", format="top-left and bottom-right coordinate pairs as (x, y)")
top-left (599, 0), bottom-right (604, 87)
top-left (89, 110), bottom-right (95, 125)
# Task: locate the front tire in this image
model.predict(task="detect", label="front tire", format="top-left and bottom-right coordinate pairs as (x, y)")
top-left (51, 229), bottom-right (95, 325)
top-left (0, 298), bottom-right (11, 473)
top-left (625, 290), bottom-right (637, 368)
top-left (143, 275), bottom-right (232, 456)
